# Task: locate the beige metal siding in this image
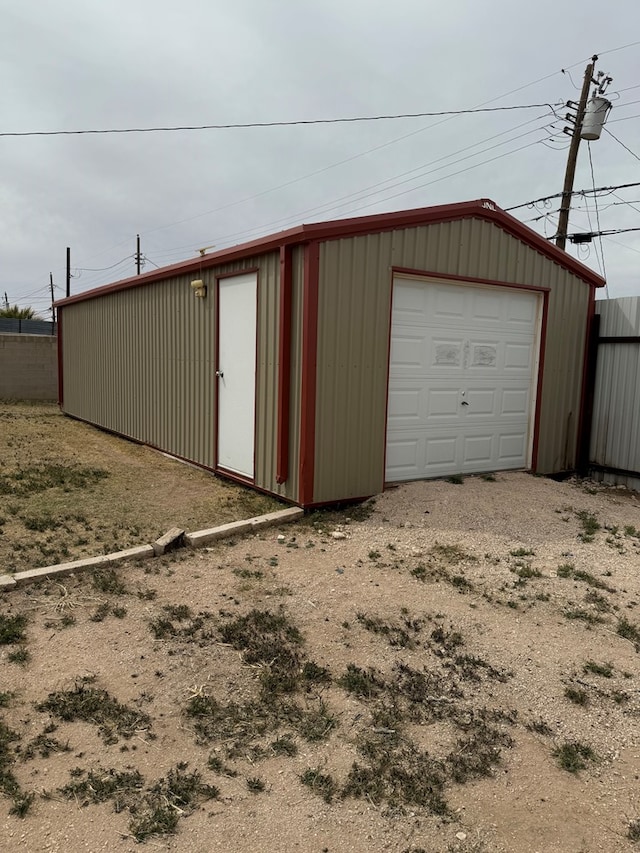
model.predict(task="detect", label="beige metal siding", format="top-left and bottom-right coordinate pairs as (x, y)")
top-left (61, 250), bottom-right (302, 503)
top-left (313, 219), bottom-right (591, 503)
top-left (590, 297), bottom-right (640, 490)
top-left (62, 276), bottom-right (215, 465)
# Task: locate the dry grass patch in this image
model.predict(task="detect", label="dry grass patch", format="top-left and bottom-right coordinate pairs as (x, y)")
top-left (0, 402), bottom-right (282, 573)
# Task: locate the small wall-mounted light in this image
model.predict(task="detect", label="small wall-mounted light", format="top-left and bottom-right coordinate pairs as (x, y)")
top-left (190, 279), bottom-right (207, 299)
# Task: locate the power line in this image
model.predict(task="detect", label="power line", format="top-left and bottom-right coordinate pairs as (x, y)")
top-left (75, 255), bottom-right (135, 272)
top-left (208, 134), bottom-right (553, 247)
top-left (608, 113), bottom-right (640, 123)
top-left (546, 226), bottom-right (640, 239)
top-left (587, 142), bottom-right (607, 287)
top-left (148, 110), bottom-right (556, 262)
top-left (603, 127), bottom-right (640, 162)
top-left (611, 192), bottom-right (640, 215)
top-left (0, 103), bottom-right (561, 139)
top-left (506, 181), bottom-right (640, 212)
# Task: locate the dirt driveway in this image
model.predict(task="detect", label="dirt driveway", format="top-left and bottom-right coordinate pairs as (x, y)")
top-left (2, 470), bottom-right (640, 853)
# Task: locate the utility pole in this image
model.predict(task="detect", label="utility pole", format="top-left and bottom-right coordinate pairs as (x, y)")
top-left (50, 273), bottom-right (56, 323)
top-left (136, 234), bottom-right (141, 275)
top-left (66, 247), bottom-right (71, 298)
top-left (556, 56), bottom-right (598, 251)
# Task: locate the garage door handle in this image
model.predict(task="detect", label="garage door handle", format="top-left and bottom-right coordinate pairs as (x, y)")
top-left (216, 370), bottom-right (224, 378)
top-left (461, 400), bottom-right (469, 406)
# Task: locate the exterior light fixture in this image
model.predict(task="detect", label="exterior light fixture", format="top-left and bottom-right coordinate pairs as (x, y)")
top-left (190, 279), bottom-right (207, 299)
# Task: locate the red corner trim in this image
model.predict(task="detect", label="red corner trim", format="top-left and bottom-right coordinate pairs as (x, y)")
top-left (299, 242), bottom-right (320, 506)
top-left (276, 245), bottom-right (293, 484)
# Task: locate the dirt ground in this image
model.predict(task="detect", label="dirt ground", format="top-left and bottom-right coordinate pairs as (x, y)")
top-left (1, 469), bottom-right (640, 853)
top-left (0, 402), bottom-right (281, 573)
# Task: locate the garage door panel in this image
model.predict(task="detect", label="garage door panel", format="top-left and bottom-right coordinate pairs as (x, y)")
top-left (501, 388), bottom-right (529, 416)
top-left (465, 388), bottom-right (497, 416)
top-left (507, 294), bottom-right (538, 324)
top-left (393, 281), bottom-right (426, 316)
top-left (386, 277), bottom-right (540, 482)
top-left (390, 333), bottom-right (425, 369)
top-left (470, 289), bottom-right (502, 321)
top-left (433, 339), bottom-right (464, 368)
top-left (498, 432), bottom-right (527, 461)
top-left (425, 435), bottom-right (458, 466)
top-left (386, 437), bottom-right (420, 474)
top-left (433, 287), bottom-right (466, 319)
top-left (387, 387), bottom-right (421, 424)
top-left (470, 343), bottom-right (498, 368)
top-left (462, 434), bottom-right (494, 464)
top-left (427, 388), bottom-right (460, 418)
top-left (504, 342), bottom-right (534, 370)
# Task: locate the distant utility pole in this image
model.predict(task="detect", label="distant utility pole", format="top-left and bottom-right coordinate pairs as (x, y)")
top-left (556, 55), bottom-right (612, 250)
top-left (136, 234), bottom-right (142, 275)
top-left (50, 273), bottom-right (56, 322)
top-left (66, 247), bottom-right (71, 298)
top-left (3, 292), bottom-right (8, 311)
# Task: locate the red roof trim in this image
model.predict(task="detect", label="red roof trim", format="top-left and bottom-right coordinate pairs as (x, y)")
top-left (54, 199), bottom-right (604, 307)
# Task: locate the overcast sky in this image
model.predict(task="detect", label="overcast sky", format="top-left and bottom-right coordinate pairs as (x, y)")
top-left (1, 0), bottom-right (639, 315)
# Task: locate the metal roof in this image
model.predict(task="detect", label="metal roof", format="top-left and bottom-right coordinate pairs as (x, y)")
top-left (55, 198), bottom-right (605, 308)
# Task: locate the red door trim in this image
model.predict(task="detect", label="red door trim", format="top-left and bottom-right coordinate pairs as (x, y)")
top-left (299, 242), bottom-right (320, 506)
top-left (276, 245), bottom-right (293, 484)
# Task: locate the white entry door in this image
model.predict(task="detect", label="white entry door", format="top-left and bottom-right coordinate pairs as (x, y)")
top-left (217, 272), bottom-right (257, 478)
top-left (386, 276), bottom-right (541, 482)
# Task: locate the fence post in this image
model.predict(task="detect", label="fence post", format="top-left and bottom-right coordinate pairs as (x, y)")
top-left (576, 313), bottom-right (601, 476)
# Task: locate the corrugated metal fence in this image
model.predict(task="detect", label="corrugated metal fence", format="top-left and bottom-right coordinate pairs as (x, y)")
top-left (589, 296), bottom-right (640, 492)
top-left (0, 318), bottom-right (57, 335)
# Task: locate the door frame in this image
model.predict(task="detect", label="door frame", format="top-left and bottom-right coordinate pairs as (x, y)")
top-left (214, 268), bottom-right (259, 483)
top-left (383, 268), bottom-right (549, 485)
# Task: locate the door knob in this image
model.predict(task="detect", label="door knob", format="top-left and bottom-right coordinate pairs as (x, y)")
top-left (216, 370), bottom-right (224, 378)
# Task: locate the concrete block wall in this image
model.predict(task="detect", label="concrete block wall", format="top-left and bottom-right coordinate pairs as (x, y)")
top-left (0, 334), bottom-right (58, 401)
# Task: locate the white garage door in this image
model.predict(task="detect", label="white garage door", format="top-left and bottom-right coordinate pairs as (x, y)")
top-left (385, 276), bottom-right (542, 482)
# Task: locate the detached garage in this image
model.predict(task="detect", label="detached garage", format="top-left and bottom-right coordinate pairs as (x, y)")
top-left (55, 199), bottom-right (604, 507)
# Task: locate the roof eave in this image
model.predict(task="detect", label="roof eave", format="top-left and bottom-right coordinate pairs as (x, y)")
top-left (54, 198), bottom-right (604, 308)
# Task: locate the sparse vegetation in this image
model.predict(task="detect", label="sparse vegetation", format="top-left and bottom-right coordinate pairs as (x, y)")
top-left (0, 463), bottom-right (109, 498)
top-left (300, 767), bottom-right (338, 803)
top-left (35, 677), bottom-right (153, 744)
top-left (246, 776), bottom-right (265, 793)
top-left (526, 718), bottom-right (553, 736)
top-left (563, 608), bottom-right (605, 625)
top-left (92, 568), bottom-right (127, 595)
top-left (356, 611), bottom-right (424, 649)
top-left (0, 406), bottom-right (638, 849)
top-left (583, 660), bottom-right (614, 678)
top-left (0, 402), bottom-right (281, 574)
top-left (575, 510), bottom-right (601, 542)
top-left (553, 741), bottom-right (597, 774)
top-left (218, 608), bottom-right (304, 694)
top-left (616, 617), bottom-right (640, 647)
top-left (58, 763), bottom-right (218, 841)
top-left (564, 686), bottom-right (589, 706)
top-left (0, 613), bottom-right (27, 645)
top-left (7, 646), bottom-right (31, 665)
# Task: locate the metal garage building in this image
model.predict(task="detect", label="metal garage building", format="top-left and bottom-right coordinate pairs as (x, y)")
top-left (55, 199), bottom-right (604, 507)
